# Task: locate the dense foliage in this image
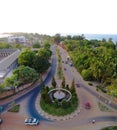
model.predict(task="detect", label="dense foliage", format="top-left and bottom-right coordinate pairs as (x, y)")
top-left (5, 65), bottom-right (38, 87)
top-left (0, 43), bottom-right (11, 48)
top-left (62, 36), bottom-right (117, 96)
top-left (18, 47), bottom-right (52, 73)
top-left (101, 126), bottom-right (117, 130)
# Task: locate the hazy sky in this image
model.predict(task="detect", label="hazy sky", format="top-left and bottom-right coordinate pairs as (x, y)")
top-left (0, 0), bottom-right (117, 35)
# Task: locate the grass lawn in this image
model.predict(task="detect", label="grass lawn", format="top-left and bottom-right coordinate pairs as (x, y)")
top-left (98, 102), bottom-right (111, 112)
top-left (40, 97), bottom-right (78, 116)
top-left (101, 126), bottom-right (117, 130)
top-left (8, 104), bottom-right (20, 112)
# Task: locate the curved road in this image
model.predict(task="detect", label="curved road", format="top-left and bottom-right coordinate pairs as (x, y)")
top-left (27, 49), bottom-right (57, 121)
top-left (1, 45), bottom-right (56, 122)
top-left (1, 45), bottom-right (117, 125)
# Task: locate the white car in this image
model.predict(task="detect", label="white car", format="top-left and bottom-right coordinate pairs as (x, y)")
top-left (24, 118), bottom-right (39, 125)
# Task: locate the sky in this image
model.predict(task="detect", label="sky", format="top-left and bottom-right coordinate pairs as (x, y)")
top-left (0, 0), bottom-right (117, 35)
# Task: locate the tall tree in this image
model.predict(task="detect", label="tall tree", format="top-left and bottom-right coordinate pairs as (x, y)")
top-left (13, 65), bottom-right (38, 84)
top-left (70, 79), bottom-right (75, 93)
top-left (54, 33), bottom-right (61, 44)
top-left (51, 76), bottom-right (56, 88)
top-left (18, 48), bottom-right (35, 67)
top-left (61, 76), bottom-right (66, 88)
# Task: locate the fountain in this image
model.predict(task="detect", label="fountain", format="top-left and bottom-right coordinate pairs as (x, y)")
top-left (48, 88), bottom-right (72, 102)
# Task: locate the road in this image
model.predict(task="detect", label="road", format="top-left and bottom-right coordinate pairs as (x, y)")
top-left (0, 45), bottom-right (117, 130)
top-left (0, 45), bottom-right (56, 121)
top-left (59, 45), bottom-right (117, 111)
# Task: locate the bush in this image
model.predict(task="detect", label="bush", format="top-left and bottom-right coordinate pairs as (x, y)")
top-left (96, 85), bottom-right (107, 93)
top-left (88, 82), bottom-right (93, 86)
top-left (81, 69), bottom-right (93, 81)
top-left (40, 93), bottom-right (78, 116)
top-left (8, 104), bottom-right (20, 112)
top-left (101, 126), bottom-right (117, 130)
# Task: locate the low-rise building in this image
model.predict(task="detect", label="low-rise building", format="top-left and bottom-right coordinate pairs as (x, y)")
top-left (0, 49), bottom-right (20, 83)
top-left (8, 36), bottom-right (26, 43)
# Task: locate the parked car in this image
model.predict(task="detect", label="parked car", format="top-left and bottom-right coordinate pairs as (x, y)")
top-left (0, 118), bottom-right (3, 124)
top-left (24, 118), bottom-right (39, 125)
top-left (85, 102), bottom-right (91, 109)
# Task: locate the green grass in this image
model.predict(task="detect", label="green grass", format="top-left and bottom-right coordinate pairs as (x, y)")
top-left (56, 49), bottom-right (63, 79)
top-left (40, 96), bottom-right (78, 116)
top-left (8, 104), bottom-right (20, 112)
top-left (98, 102), bottom-right (110, 112)
top-left (101, 126), bottom-right (117, 130)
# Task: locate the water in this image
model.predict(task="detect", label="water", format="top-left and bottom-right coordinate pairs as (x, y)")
top-left (0, 34), bottom-right (12, 38)
top-left (84, 34), bottom-right (117, 43)
top-left (0, 33), bottom-right (117, 43)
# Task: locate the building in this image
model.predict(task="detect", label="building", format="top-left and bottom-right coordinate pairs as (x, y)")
top-left (0, 49), bottom-right (20, 83)
top-left (8, 36), bottom-right (26, 43)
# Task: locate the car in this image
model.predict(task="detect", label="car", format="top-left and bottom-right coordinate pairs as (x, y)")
top-left (75, 83), bottom-right (80, 87)
top-left (85, 102), bottom-right (91, 109)
top-left (24, 118), bottom-right (39, 125)
top-left (0, 118), bottom-right (3, 124)
top-left (69, 62), bottom-right (73, 66)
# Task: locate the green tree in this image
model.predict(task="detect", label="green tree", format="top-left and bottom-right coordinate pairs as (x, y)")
top-left (54, 33), bottom-right (61, 44)
top-left (43, 42), bottom-right (50, 49)
top-left (13, 65), bottom-right (38, 84)
top-left (61, 76), bottom-right (66, 88)
top-left (51, 76), bottom-right (56, 88)
top-left (32, 42), bottom-right (40, 48)
top-left (70, 79), bottom-right (75, 93)
top-left (38, 48), bottom-right (52, 60)
top-left (4, 74), bottom-right (18, 94)
top-left (18, 48), bottom-right (35, 67)
top-left (107, 85), bottom-right (117, 97)
top-left (33, 55), bottom-right (50, 73)
top-left (81, 69), bottom-right (93, 81)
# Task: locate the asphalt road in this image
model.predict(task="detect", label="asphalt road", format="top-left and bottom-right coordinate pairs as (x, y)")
top-left (1, 45), bottom-right (57, 120)
top-left (59, 45), bottom-right (117, 111)
top-left (1, 45), bottom-right (117, 125)
top-left (27, 47), bottom-right (57, 121)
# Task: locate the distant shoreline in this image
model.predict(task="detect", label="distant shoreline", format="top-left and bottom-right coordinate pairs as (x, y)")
top-left (0, 33), bottom-right (117, 43)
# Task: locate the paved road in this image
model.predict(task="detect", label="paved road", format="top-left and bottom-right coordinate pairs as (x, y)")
top-left (27, 47), bottom-right (57, 121)
top-left (1, 46), bottom-right (57, 121)
top-left (1, 45), bottom-right (117, 127)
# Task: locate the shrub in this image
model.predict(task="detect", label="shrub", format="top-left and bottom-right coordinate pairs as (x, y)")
top-left (96, 85), bottom-right (107, 93)
top-left (88, 82), bottom-right (93, 86)
top-left (81, 69), bottom-right (93, 81)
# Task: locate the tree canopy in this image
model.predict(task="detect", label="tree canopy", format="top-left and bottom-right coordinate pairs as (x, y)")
top-left (63, 37), bottom-right (117, 95)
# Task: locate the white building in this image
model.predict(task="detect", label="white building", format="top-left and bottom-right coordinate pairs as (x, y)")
top-left (0, 49), bottom-right (20, 83)
top-left (8, 36), bottom-right (26, 43)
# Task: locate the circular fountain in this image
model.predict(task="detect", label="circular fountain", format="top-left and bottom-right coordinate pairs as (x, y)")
top-left (48, 88), bottom-right (72, 102)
